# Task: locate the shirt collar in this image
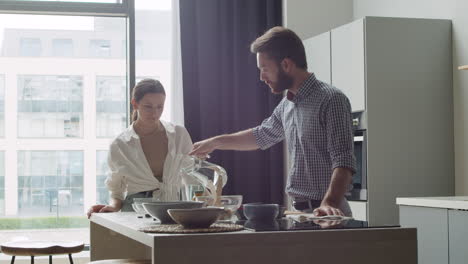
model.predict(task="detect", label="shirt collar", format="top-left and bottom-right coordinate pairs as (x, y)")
top-left (121, 120), bottom-right (175, 142)
top-left (286, 73), bottom-right (317, 103)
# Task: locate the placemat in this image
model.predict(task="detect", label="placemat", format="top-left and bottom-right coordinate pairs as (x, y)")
top-left (139, 223), bottom-right (244, 233)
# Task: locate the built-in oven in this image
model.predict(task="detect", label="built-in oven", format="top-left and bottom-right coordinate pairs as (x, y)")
top-left (346, 111), bottom-right (367, 201)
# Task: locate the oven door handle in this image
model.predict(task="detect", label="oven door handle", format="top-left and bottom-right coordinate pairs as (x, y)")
top-left (353, 136), bottom-right (364, 142)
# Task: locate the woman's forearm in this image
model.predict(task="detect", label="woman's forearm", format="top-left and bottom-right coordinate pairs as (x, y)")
top-left (109, 197), bottom-right (123, 210)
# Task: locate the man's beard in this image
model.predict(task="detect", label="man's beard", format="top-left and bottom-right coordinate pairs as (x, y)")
top-left (270, 68), bottom-right (294, 94)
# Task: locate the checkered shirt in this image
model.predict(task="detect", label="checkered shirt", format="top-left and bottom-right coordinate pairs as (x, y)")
top-left (252, 73), bottom-right (356, 200)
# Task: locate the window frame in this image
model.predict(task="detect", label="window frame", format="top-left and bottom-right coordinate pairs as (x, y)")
top-left (0, 0), bottom-right (138, 237)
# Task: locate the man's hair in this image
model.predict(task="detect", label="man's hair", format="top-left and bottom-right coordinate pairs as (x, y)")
top-left (250, 26), bottom-right (307, 70)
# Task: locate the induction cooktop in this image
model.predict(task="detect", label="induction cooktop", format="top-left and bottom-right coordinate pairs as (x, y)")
top-left (235, 218), bottom-right (399, 232)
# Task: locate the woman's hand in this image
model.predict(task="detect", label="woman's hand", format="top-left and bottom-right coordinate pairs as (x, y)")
top-left (87, 204), bottom-right (119, 219)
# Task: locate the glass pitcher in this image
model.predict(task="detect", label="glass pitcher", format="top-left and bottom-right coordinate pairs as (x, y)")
top-left (180, 156), bottom-right (228, 205)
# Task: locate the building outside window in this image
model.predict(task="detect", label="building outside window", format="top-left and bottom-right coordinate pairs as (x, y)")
top-left (96, 150), bottom-right (108, 205)
top-left (0, 152), bottom-right (4, 215)
top-left (17, 151), bottom-right (83, 216)
top-left (0, 75), bottom-right (4, 137)
top-left (96, 76), bottom-right (126, 138)
top-left (18, 75), bottom-right (83, 138)
top-left (52, 38), bottom-right (73, 57)
top-left (89, 39), bottom-right (111, 58)
top-left (20, 38), bottom-right (41, 56)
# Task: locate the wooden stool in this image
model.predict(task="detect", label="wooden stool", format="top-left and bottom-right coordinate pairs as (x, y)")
top-left (89, 260), bottom-right (151, 264)
top-left (0, 241), bottom-right (84, 264)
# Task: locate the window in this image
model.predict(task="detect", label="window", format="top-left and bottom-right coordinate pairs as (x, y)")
top-left (121, 39), bottom-right (143, 59)
top-left (0, 13), bottom-right (126, 243)
top-left (0, 75), bottom-right (4, 137)
top-left (17, 75), bottom-right (83, 138)
top-left (20, 0), bottom-right (121, 2)
top-left (0, 0), bottom-right (176, 245)
top-left (52, 39), bottom-right (73, 57)
top-left (20, 38), bottom-right (41, 56)
top-left (96, 150), bottom-right (108, 205)
top-left (17, 151), bottom-right (83, 216)
top-left (96, 76), bottom-right (127, 138)
top-left (0, 152), bottom-right (4, 215)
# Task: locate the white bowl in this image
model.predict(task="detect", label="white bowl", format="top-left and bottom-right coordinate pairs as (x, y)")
top-left (168, 207), bottom-right (224, 228)
top-left (142, 201), bottom-right (204, 224)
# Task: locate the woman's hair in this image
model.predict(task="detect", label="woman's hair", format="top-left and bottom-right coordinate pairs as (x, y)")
top-left (131, 78), bottom-right (166, 122)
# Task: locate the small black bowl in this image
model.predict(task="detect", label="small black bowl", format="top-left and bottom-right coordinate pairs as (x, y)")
top-left (243, 203), bottom-right (279, 221)
top-left (244, 219), bottom-right (280, 231)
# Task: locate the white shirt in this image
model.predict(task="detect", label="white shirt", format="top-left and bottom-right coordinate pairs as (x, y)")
top-left (105, 120), bottom-right (193, 201)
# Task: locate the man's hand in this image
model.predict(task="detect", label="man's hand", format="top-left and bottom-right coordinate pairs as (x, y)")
top-left (316, 167), bottom-right (353, 216)
top-left (313, 204), bottom-right (344, 217)
top-left (189, 137), bottom-right (219, 158)
top-left (312, 218), bottom-right (346, 229)
top-left (87, 204), bottom-right (119, 219)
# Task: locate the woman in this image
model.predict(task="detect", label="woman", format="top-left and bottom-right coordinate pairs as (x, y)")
top-left (87, 79), bottom-right (193, 217)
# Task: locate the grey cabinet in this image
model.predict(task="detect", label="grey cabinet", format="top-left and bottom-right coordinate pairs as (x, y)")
top-left (448, 209), bottom-right (468, 264)
top-left (399, 205), bottom-right (468, 264)
top-left (399, 205), bottom-right (448, 264)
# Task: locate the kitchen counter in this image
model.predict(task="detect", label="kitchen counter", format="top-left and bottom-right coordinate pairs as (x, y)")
top-left (396, 196), bottom-right (468, 210)
top-left (90, 212), bottom-right (416, 264)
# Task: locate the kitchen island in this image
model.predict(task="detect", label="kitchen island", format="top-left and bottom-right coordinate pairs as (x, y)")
top-left (397, 196), bottom-right (468, 264)
top-left (90, 212), bottom-right (416, 264)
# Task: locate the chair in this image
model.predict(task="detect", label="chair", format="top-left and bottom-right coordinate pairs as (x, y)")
top-left (0, 241), bottom-right (84, 264)
top-left (89, 260), bottom-right (151, 264)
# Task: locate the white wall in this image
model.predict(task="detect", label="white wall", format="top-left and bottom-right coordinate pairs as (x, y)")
top-left (354, 0), bottom-right (468, 195)
top-left (283, 0), bottom-right (353, 39)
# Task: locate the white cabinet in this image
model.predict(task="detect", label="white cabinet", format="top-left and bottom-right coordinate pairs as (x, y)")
top-left (331, 19), bottom-right (366, 112)
top-left (348, 201), bottom-right (367, 221)
top-left (303, 19), bottom-right (365, 111)
top-left (303, 31), bottom-right (331, 84)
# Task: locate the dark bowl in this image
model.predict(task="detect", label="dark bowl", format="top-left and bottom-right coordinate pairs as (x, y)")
top-left (243, 203), bottom-right (279, 221)
top-left (244, 219), bottom-right (280, 231)
top-left (142, 201), bottom-right (204, 224)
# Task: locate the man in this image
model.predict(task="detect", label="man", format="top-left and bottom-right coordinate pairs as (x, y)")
top-left (189, 26), bottom-right (356, 216)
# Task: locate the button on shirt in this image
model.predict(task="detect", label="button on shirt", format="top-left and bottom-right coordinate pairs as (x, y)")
top-left (252, 73), bottom-right (356, 200)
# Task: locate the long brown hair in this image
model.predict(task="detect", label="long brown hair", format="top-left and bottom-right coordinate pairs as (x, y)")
top-left (250, 26), bottom-right (307, 70)
top-left (131, 79), bottom-right (166, 122)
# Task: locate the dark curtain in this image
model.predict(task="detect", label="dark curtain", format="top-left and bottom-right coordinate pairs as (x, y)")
top-left (180, 0), bottom-right (284, 204)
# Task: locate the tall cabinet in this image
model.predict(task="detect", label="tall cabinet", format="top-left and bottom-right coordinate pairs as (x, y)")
top-left (304, 16), bottom-right (454, 225)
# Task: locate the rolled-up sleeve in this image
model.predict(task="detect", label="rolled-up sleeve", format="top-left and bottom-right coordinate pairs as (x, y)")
top-left (105, 141), bottom-right (128, 201)
top-left (325, 93), bottom-right (356, 173)
top-left (252, 102), bottom-right (285, 150)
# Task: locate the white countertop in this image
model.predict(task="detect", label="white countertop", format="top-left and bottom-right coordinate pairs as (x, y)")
top-left (396, 196), bottom-right (468, 210)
